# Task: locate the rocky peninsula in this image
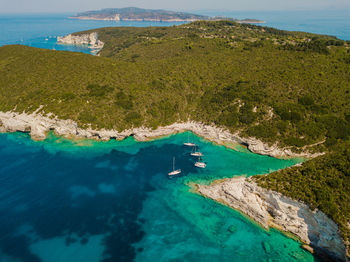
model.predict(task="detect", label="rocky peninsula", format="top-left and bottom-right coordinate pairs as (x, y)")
top-left (57, 32), bottom-right (104, 54)
top-left (0, 110), bottom-right (321, 159)
top-left (195, 176), bottom-right (348, 261)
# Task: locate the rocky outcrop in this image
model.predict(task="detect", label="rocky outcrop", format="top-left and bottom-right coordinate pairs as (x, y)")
top-left (57, 32), bottom-right (104, 53)
top-left (1, 110), bottom-right (345, 259)
top-left (195, 176), bottom-right (347, 262)
top-left (0, 111), bottom-right (321, 159)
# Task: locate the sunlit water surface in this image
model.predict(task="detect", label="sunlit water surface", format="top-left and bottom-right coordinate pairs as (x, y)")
top-left (0, 132), bottom-right (319, 262)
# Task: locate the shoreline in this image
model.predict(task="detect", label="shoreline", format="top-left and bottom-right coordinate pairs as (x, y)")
top-left (57, 32), bottom-right (104, 55)
top-left (0, 111), bottom-right (323, 159)
top-left (194, 176), bottom-right (348, 262)
top-left (1, 110), bottom-right (346, 260)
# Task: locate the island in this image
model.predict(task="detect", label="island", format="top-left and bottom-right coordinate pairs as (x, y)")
top-left (0, 21), bottom-right (349, 261)
top-left (70, 7), bottom-right (265, 23)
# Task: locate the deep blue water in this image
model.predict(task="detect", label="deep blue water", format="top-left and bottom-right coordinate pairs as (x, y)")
top-left (0, 10), bottom-right (349, 55)
top-left (199, 10), bottom-right (350, 40)
top-left (0, 132), bottom-right (317, 262)
top-left (0, 13), bottom-right (184, 53)
top-left (0, 10), bottom-right (345, 261)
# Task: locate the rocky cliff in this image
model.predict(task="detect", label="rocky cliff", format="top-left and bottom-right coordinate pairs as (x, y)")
top-left (57, 32), bottom-right (104, 53)
top-left (195, 176), bottom-right (348, 261)
top-left (1, 110), bottom-right (346, 259)
top-left (0, 111), bottom-right (321, 159)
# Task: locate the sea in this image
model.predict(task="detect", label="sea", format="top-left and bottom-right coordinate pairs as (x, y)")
top-left (0, 10), bottom-right (349, 54)
top-left (0, 9), bottom-right (346, 262)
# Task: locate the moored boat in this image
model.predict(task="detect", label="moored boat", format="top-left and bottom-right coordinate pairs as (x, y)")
top-left (184, 133), bottom-right (196, 147)
top-left (168, 157), bottom-right (181, 176)
top-left (195, 157), bottom-right (206, 168)
top-left (191, 146), bottom-right (203, 157)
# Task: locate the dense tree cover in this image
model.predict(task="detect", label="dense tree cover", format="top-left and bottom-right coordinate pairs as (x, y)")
top-left (0, 22), bottom-right (349, 144)
top-left (0, 22), bottom-right (349, 249)
top-left (254, 141), bottom-right (350, 255)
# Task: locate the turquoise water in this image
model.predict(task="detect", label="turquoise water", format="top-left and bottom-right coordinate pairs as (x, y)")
top-left (0, 131), bottom-right (318, 262)
top-left (0, 10), bottom-right (340, 261)
top-left (0, 13), bottom-right (184, 54)
top-left (0, 10), bottom-right (349, 55)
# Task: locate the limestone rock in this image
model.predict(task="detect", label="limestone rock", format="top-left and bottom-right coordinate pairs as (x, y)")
top-left (0, 111), bottom-right (322, 159)
top-left (0, 109), bottom-right (346, 260)
top-left (196, 176), bottom-right (347, 261)
top-left (57, 32), bottom-right (104, 51)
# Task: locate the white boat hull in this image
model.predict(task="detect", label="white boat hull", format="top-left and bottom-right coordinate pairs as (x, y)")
top-left (184, 143), bottom-right (196, 147)
top-left (195, 162), bottom-right (206, 168)
top-left (168, 169), bottom-right (181, 176)
top-left (191, 152), bottom-right (203, 157)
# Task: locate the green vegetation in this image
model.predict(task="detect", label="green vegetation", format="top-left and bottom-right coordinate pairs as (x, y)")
top-left (0, 21), bottom-right (349, 252)
top-left (254, 141), bottom-right (350, 254)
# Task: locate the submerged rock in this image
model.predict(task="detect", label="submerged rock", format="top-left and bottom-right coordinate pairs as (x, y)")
top-left (227, 225), bottom-right (236, 233)
top-left (196, 176), bottom-right (347, 262)
top-left (263, 242), bottom-right (271, 254)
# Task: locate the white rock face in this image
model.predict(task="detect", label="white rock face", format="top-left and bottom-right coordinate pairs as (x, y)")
top-left (196, 177), bottom-right (347, 262)
top-left (0, 111), bottom-right (322, 159)
top-left (0, 110), bottom-right (346, 259)
top-left (57, 32), bottom-right (104, 51)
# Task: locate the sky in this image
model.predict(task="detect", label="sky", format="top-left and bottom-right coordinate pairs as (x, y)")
top-left (1, 0), bottom-right (350, 13)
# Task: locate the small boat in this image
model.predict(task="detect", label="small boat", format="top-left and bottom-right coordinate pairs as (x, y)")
top-left (184, 133), bottom-right (196, 147)
top-left (191, 146), bottom-right (203, 157)
top-left (195, 157), bottom-right (206, 168)
top-left (168, 157), bottom-right (181, 176)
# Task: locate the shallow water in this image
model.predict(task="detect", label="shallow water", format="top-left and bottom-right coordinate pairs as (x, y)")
top-left (0, 131), bottom-right (319, 262)
top-left (0, 10), bottom-right (348, 56)
top-left (0, 13), bottom-right (184, 54)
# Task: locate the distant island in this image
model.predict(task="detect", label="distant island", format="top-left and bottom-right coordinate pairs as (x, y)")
top-left (70, 7), bottom-right (265, 23)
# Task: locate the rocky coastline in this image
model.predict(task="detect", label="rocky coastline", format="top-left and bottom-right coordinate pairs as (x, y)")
top-left (0, 111), bottom-right (322, 159)
top-left (57, 32), bottom-right (104, 54)
top-left (1, 110), bottom-right (347, 260)
top-left (195, 176), bottom-right (348, 262)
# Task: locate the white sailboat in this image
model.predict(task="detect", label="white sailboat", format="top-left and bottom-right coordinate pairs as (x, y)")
top-left (168, 157), bottom-right (181, 176)
top-left (191, 146), bottom-right (203, 157)
top-left (183, 133), bottom-right (196, 147)
top-left (195, 157), bottom-right (206, 168)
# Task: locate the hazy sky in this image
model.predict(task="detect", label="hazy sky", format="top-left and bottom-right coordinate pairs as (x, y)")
top-left (1, 0), bottom-right (350, 13)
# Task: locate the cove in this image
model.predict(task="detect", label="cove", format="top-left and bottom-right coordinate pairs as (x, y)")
top-left (0, 131), bottom-right (319, 262)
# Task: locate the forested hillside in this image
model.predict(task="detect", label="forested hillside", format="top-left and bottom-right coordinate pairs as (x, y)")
top-left (0, 21), bottom-right (349, 251)
top-left (254, 141), bottom-right (350, 254)
top-left (1, 22), bottom-right (349, 151)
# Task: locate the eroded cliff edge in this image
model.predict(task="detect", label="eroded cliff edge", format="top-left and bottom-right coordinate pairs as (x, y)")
top-left (57, 32), bottom-right (104, 54)
top-left (0, 111), bottom-right (322, 159)
top-left (195, 176), bottom-right (348, 262)
top-left (0, 110), bottom-right (347, 260)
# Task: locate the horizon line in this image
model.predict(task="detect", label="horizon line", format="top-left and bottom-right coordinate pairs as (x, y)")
top-left (1, 7), bottom-right (350, 15)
